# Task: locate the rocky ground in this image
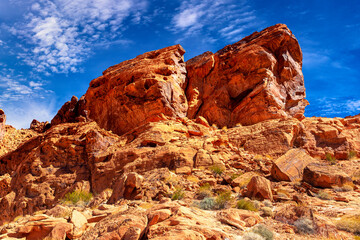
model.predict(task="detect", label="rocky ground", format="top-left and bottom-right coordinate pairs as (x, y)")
top-left (0, 24), bottom-right (359, 240)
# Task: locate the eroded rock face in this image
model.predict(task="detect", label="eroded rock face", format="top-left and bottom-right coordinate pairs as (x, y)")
top-left (271, 148), bottom-right (316, 182)
top-left (0, 109), bottom-right (5, 140)
top-left (298, 116), bottom-right (360, 159)
top-left (82, 44), bottom-right (188, 135)
top-left (303, 162), bottom-right (352, 188)
top-left (186, 24), bottom-right (308, 128)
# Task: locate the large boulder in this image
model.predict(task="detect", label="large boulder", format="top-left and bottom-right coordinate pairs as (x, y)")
top-left (303, 162), bottom-right (352, 188)
top-left (245, 176), bottom-right (273, 201)
top-left (81, 44), bottom-right (187, 135)
top-left (0, 109), bottom-right (5, 140)
top-left (186, 24), bottom-right (308, 128)
top-left (271, 148), bottom-right (316, 182)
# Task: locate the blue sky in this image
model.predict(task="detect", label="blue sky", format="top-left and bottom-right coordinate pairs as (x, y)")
top-left (0, 0), bottom-right (359, 128)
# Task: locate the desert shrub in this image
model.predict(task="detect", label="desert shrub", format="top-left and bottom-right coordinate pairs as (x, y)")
top-left (199, 197), bottom-right (216, 210)
top-left (294, 217), bottom-right (315, 234)
top-left (336, 215), bottom-right (360, 234)
top-left (210, 165), bottom-right (224, 176)
top-left (252, 224), bottom-right (274, 240)
top-left (62, 190), bottom-right (93, 206)
top-left (348, 150), bottom-right (357, 160)
top-left (263, 200), bottom-right (273, 207)
top-left (215, 191), bottom-right (232, 209)
top-left (231, 173), bottom-right (241, 180)
top-left (276, 188), bottom-right (291, 197)
top-left (316, 190), bottom-right (333, 200)
top-left (236, 199), bottom-right (258, 212)
top-left (197, 183), bottom-right (213, 199)
top-left (260, 207), bottom-right (273, 217)
top-left (325, 153), bottom-right (337, 165)
top-left (242, 232), bottom-right (265, 240)
top-left (171, 187), bottom-right (185, 200)
top-left (333, 183), bottom-right (354, 192)
top-left (187, 175), bottom-right (199, 183)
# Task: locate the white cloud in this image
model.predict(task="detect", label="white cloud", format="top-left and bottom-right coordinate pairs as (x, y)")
top-left (303, 51), bottom-right (330, 67)
top-left (307, 97), bottom-right (360, 117)
top-left (171, 0), bottom-right (260, 41)
top-left (347, 99), bottom-right (360, 112)
top-left (1, 100), bottom-right (56, 129)
top-left (10, 0), bottom-right (148, 74)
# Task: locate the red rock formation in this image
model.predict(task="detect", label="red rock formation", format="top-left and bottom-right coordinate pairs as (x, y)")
top-left (51, 96), bottom-right (88, 126)
top-left (298, 116), bottom-right (360, 159)
top-left (82, 44), bottom-right (188, 135)
top-left (30, 119), bottom-right (51, 133)
top-left (186, 24), bottom-right (308, 128)
top-left (0, 109), bottom-right (5, 140)
top-left (303, 162), bottom-right (352, 188)
top-left (271, 148), bottom-right (316, 182)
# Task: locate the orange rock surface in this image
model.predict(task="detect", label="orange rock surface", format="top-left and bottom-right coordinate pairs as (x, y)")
top-left (82, 44), bottom-right (188, 135)
top-left (0, 109), bottom-right (5, 140)
top-left (186, 24), bottom-right (308, 128)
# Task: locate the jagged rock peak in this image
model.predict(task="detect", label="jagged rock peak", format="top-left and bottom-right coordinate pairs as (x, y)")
top-left (52, 24), bottom-right (308, 135)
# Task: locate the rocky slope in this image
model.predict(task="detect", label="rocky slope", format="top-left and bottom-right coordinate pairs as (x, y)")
top-left (0, 24), bottom-right (360, 240)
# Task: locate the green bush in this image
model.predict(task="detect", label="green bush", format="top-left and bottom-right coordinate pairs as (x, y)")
top-left (336, 215), bottom-right (360, 234)
top-left (252, 224), bottom-right (274, 240)
top-left (260, 207), bottom-right (273, 217)
top-left (294, 217), bottom-right (315, 234)
top-left (333, 183), bottom-right (354, 192)
top-left (215, 191), bottom-right (231, 209)
top-left (325, 153), bottom-right (337, 165)
top-left (263, 200), bottom-right (273, 207)
top-left (209, 165), bottom-right (224, 176)
top-left (199, 197), bottom-right (216, 210)
top-left (242, 232), bottom-right (265, 240)
top-left (197, 183), bottom-right (213, 199)
top-left (316, 190), bottom-right (333, 200)
top-left (230, 173), bottom-right (241, 180)
top-left (62, 190), bottom-right (93, 206)
top-left (348, 150), bottom-right (357, 160)
top-left (236, 199), bottom-right (258, 212)
top-left (171, 187), bottom-right (185, 200)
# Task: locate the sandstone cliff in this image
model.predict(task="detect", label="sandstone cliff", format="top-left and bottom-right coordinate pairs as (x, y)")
top-left (0, 24), bottom-right (359, 240)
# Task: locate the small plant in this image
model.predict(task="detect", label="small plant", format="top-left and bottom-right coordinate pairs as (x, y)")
top-left (199, 197), bottom-right (216, 210)
top-left (187, 175), bottom-right (199, 183)
top-left (197, 183), bottom-right (213, 199)
top-left (252, 224), bottom-right (274, 240)
top-left (336, 215), bottom-right (360, 234)
top-left (348, 150), bottom-right (357, 160)
top-left (236, 199), bottom-right (258, 212)
top-left (242, 232), bottom-right (265, 240)
top-left (209, 165), bottom-right (224, 176)
top-left (333, 183), bottom-right (354, 192)
top-left (231, 173), bottom-right (241, 180)
top-left (294, 217), bottom-right (315, 234)
top-left (316, 190), bottom-right (333, 200)
top-left (215, 191), bottom-right (232, 209)
top-left (260, 207), bottom-right (273, 217)
top-left (325, 153), bottom-right (337, 165)
top-left (62, 190), bottom-right (93, 206)
top-left (171, 187), bottom-right (185, 200)
top-left (263, 200), bottom-right (273, 207)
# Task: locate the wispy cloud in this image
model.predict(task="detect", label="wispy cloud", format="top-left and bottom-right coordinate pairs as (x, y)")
top-left (302, 51), bottom-right (330, 67)
top-left (171, 0), bottom-right (260, 42)
top-left (306, 97), bottom-right (360, 117)
top-left (8, 0), bottom-right (148, 74)
top-left (0, 66), bottom-right (56, 128)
